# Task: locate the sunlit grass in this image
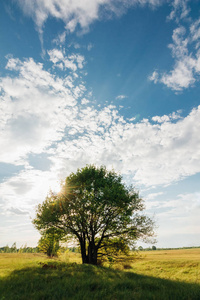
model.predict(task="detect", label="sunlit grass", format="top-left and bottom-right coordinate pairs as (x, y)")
top-left (0, 253), bottom-right (47, 277)
top-left (0, 249), bottom-right (200, 299)
top-left (130, 248), bottom-right (200, 283)
top-left (60, 251), bottom-right (82, 264)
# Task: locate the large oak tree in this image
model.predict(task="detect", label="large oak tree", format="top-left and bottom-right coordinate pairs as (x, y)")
top-left (33, 165), bottom-right (155, 265)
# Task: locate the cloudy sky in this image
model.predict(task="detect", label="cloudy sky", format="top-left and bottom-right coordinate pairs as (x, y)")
top-left (0, 0), bottom-right (200, 248)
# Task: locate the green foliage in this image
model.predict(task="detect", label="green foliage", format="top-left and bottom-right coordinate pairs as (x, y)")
top-left (18, 244), bottom-right (38, 253)
top-left (38, 232), bottom-right (61, 257)
top-left (33, 165), bottom-right (155, 265)
top-left (0, 243), bottom-right (18, 253)
top-left (67, 247), bottom-right (79, 253)
top-left (0, 244), bottom-right (38, 253)
top-left (10, 242), bottom-right (17, 253)
top-left (97, 237), bottom-right (130, 264)
top-left (1, 245), bottom-right (11, 253)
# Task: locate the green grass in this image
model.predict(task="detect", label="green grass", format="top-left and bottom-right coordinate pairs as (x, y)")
top-left (129, 248), bottom-right (200, 283)
top-left (0, 253), bottom-right (48, 277)
top-left (0, 249), bottom-right (200, 299)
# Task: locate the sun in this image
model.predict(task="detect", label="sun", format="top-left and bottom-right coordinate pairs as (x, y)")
top-left (49, 180), bottom-right (61, 194)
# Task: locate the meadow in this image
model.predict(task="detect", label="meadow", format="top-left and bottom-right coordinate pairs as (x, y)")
top-left (0, 248), bottom-right (200, 299)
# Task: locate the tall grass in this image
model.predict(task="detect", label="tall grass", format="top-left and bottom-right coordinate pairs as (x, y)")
top-left (130, 248), bottom-right (200, 283)
top-left (0, 249), bottom-right (200, 299)
top-left (0, 253), bottom-right (48, 277)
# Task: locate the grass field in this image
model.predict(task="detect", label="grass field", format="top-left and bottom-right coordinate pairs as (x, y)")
top-left (131, 248), bottom-right (200, 283)
top-left (0, 249), bottom-right (200, 299)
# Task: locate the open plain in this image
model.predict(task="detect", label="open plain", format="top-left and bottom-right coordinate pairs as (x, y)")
top-left (0, 248), bottom-right (200, 299)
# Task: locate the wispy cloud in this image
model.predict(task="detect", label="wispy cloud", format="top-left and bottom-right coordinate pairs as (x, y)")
top-left (115, 94), bottom-right (127, 100)
top-left (87, 43), bottom-right (94, 51)
top-left (148, 71), bottom-right (159, 83)
top-left (52, 31), bottom-right (67, 45)
top-left (13, 0), bottom-right (164, 57)
top-left (16, 0), bottom-right (162, 38)
top-left (8, 207), bottom-right (29, 215)
top-left (144, 191), bottom-right (200, 247)
top-left (150, 7), bottom-right (200, 91)
top-left (146, 192), bottom-right (164, 201)
top-left (168, 0), bottom-right (190, 21)
top-left (4, 3), bottom-right (16, 21)
top-left (1, 53), bottom-right (200, 194)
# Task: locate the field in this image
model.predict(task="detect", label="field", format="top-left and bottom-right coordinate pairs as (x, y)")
top-left (0, 249), bottom-right (200, 299)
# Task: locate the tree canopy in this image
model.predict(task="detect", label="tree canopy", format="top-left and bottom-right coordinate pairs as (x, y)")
top-left (33, 165), bottom-right (155, 265)
top-left (37, 230), bottom-right (62, 257)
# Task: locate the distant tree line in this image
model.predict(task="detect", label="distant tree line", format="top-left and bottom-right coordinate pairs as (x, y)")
top-left (0, 242), bottom-right (80, 255)
top-left (0, 243), bottom-right (38, 253)
top-left (137, 246), bottom-right (200, 251)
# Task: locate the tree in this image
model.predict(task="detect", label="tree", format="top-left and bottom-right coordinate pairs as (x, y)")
top-left (10, 242), bottom-right (17, 253)
top-left (33, 165), bottom-right (155, 265)
top-left (38, 231), bottom-right (61, 257)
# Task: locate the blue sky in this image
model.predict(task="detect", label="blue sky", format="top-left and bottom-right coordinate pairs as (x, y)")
top-left (0, 0), bottom-right (200, 248)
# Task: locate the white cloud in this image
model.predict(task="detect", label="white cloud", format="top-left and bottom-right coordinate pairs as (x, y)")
top-left (1, 53), bottom-right (200, 194)
top-left (116, 94), bottom-right (127, 100)
top-left (48, 48), bottom-right (85, 71)
top-left (148, 70), bottom-right (159, 83)
top-left (152, 115), bottom-right (170, 123)
top-left (8, 207), bottom-right (29, 215)
top-left (47, 49), bottom-right (64, 64)
top-left (150, 15), bottom-right (200, 91)
top-left (169, 26), bottom-right (188, 58)
top-left (48, 104), bottom-right (200, 187)
top-left (128, 117), bottom-right (135, 121)
top-left (152, 111), bottom-right (182, 123)
top-left (168, 0), bottom-right (190, 21)
top-left (0, 168), bottom-right (61, 219)
top-left (87, 43), bottom-right (94, 51)
top-left (190, 18), bottom-right (200, 43)
top-left (16, 0), bottom-right (162, 36)
top-left (143, 190), bottom-right (200, 248)
top-left (0, 55), bottom-right (84, 165)
top-left (81, 98), bottom-right (90, 105)
top-left (53, 31), bottom-right (67, 45)
top-left (146, 192), bottom-right (164, 201)
top-left (157, 192), bottom-right (200, 235)
top-left (1, 50), bottom-right (200, 246)
top-left (159, 25), bottom-right (196, 90)
top-left (160, 58), bottom-right (195, 90)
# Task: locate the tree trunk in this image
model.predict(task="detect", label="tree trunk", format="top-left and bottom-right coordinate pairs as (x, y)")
top-left (88, 242), bottom-right (98, 265)
top-left (80, 237), bottom-right (88, 264)
top-left (80, 237), bottom-right (98, 265)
